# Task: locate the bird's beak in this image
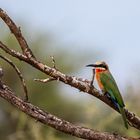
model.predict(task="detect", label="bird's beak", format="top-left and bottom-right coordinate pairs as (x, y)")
top-left (86, 64), bottom-right (97, 67)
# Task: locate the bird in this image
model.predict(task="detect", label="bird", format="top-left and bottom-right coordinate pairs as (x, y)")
top-left (86, 61), bottom-right (128, 129)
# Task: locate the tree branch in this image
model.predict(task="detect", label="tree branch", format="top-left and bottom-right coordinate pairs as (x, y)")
top-left (0, 8), bottom-right (140, 139)
top-left (0, 8), bottom-right (36, 59)
top-left (0, 55), bottom-right (28, 101)
top-left (1, 40), bottom-right (140, 130)
top-left (0, 82), bottom-right (138, 140)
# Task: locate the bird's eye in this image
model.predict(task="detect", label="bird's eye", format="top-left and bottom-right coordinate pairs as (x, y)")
top-left (100, 64), bottom-right (107, 69)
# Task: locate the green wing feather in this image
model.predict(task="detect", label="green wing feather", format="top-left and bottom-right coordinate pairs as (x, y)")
top-left (118, 105), bottom-right (128, 129)
top-left (100, 71), bottom-right (128, 129)
top-left (100, 71), bottom-right (124, 107)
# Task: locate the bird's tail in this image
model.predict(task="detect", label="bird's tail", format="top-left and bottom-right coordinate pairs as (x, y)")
top-left (118, 106), bottom-right (128, 129)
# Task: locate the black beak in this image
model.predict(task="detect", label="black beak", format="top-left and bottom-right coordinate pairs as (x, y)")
top-left (86, 64), bottom-right (97, 67)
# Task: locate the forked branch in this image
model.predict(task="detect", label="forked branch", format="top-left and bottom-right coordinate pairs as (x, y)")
top-left (0, 8), bottom-right (36, 59)
top-left (0, 8), bottom-right (140, 139)
top-left (0, 82), bottom-right (138, 140)
top-left (0, 55), bottom-right (28, 101)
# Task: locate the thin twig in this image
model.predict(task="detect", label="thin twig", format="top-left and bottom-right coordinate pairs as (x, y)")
top-left (0, 67), bottom-right (4, 79)
top-left (34, 77), bottom-right (56, 83)
top-left (0, 55), bottom-right (28, 101)
top-left (90, 68), bottom-right (95, 86)
top-left (50, 56), bottom-right (56, 69)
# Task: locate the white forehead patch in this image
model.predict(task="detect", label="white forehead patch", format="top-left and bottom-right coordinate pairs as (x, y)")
top-left (95, 61), bottom-right (105, 64)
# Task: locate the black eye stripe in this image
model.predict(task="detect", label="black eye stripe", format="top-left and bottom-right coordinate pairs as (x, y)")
top-left (99, 64), bottom-right (107, 69)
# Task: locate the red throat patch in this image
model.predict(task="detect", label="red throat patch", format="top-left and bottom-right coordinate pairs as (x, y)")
top-left (95, 68), bottom-right (106, 73)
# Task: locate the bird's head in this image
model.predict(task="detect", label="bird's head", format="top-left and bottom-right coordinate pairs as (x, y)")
top-left (86, 61), bottom-right (109, 71)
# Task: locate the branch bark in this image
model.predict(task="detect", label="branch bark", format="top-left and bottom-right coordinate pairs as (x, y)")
top-left (0, 82), bottom-right (138, 140)
top-left (0, 8), bottom-right (140, 139)
top-left (0, 8), bottom-right (36, 59)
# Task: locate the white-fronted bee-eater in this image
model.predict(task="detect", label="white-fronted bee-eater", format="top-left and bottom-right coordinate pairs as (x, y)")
top-left (86, 61), bottom-right (128, 129)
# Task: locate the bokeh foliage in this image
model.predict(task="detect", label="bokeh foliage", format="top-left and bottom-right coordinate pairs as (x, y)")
top-left (0, 25), bottom-right (140, 140)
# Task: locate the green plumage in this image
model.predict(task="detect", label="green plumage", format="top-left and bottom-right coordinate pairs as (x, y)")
top-left (100, 71), bottom-right (128, 129)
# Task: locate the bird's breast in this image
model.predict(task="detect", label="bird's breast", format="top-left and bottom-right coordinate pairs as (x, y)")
top-left (95, 69), bottom-right (105, 90)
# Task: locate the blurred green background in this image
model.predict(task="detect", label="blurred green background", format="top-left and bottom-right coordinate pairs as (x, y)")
top-left (0, 1), bottom-right (140, 139)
